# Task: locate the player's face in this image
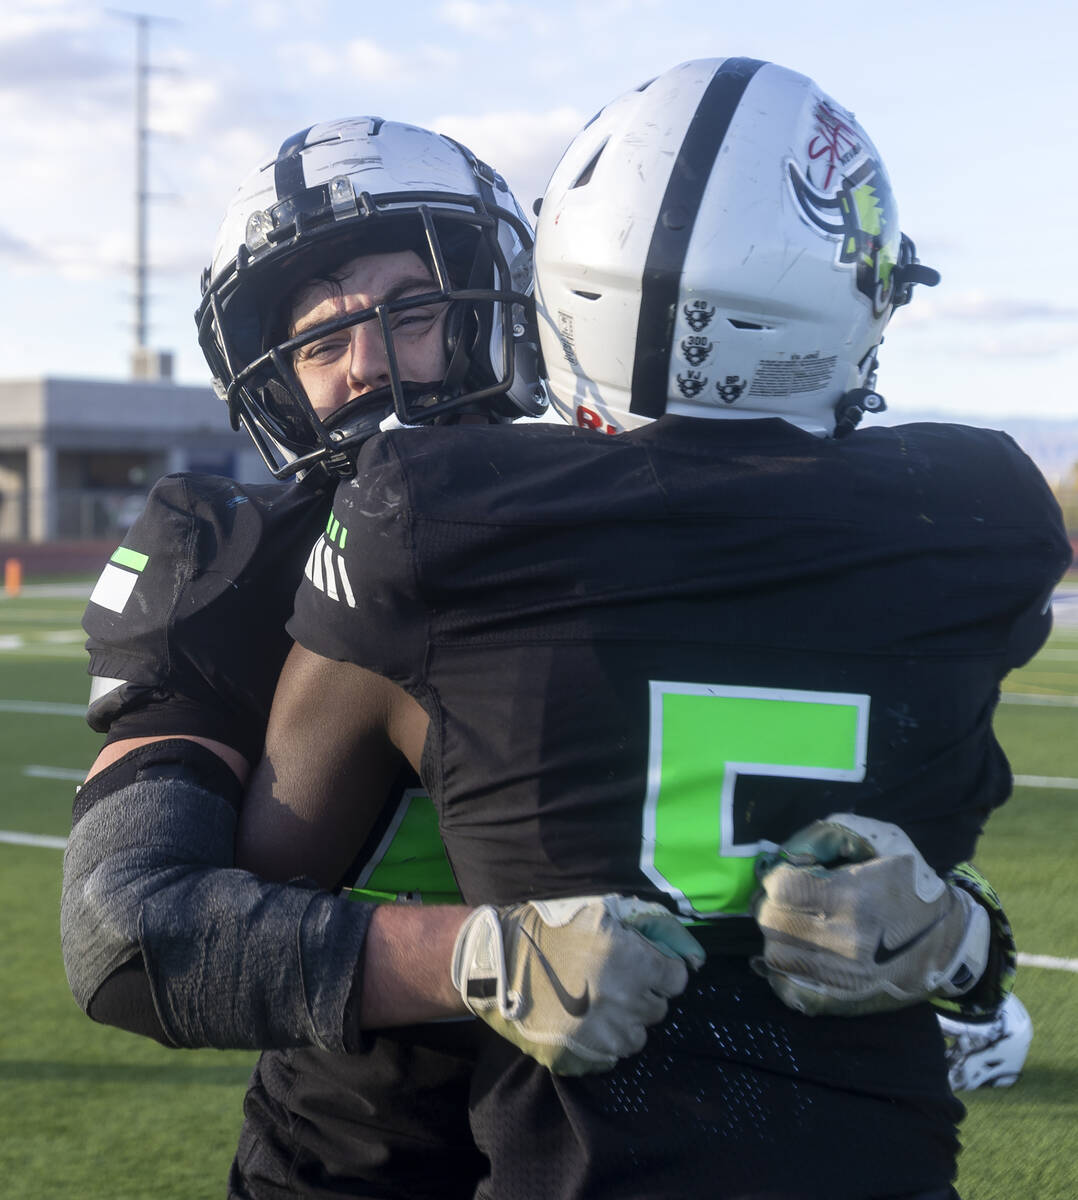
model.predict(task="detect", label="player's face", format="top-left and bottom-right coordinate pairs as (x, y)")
top-left (288, 249), bottom-right (449, 421)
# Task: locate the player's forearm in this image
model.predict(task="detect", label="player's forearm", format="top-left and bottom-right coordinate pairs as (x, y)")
top-left (357, 905), bottom-right (471, 1026)
top-left (62, 739), bottom-right (373, 1051)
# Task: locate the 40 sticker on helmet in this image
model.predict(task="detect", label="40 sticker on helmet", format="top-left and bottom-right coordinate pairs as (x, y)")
top-left (682, 300), bottom-right (716, 332)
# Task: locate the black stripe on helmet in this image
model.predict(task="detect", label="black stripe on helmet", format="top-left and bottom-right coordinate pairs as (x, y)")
top-left (273, 126), bottom-right (314, 201)
top-left (629, 58), bottom-right (766, 418)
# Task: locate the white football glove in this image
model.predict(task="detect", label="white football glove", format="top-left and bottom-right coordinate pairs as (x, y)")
top-left (753, 813), bottom-right (989, 1017)
top-left (451, 894), bottom-right (706, 1075)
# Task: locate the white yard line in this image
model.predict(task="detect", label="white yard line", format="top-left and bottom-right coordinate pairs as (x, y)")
top-left (23, 765), bottom-right (86, 782)
top-left (1017, 952), bottom-right (1078, 974)
top-left (0, 583), bottom-right (93, 599)
top-left (0, 699), bottom-right (85, 716)
top-left (1001, 692), bottom-right (1078, 707)
top-left (0, 830), bottom-right (68, 850)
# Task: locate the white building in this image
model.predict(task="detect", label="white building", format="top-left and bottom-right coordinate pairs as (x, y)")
top-left (0, 376), bottom-right (271, 542)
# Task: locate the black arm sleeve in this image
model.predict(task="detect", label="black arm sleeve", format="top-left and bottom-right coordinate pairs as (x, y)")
top-left (62, 739), bottom-right (375, 1052)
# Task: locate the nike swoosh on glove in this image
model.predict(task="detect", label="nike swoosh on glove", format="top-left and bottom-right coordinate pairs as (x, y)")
top-left (451, 894), bottom-right (706, 1074)
top-left (752, 813), bottom-right (989, 1017)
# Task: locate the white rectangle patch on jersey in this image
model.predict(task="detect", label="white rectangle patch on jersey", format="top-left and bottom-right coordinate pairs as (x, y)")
top-left (89, 562), bottom-right (139, 614)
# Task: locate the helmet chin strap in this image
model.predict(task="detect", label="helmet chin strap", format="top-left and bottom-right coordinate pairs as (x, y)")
top-left (441, 303), bottom-right (479, 398)
top-left (832, 337), bottom-right (888, 439)
top-left (833, 387), bottom-right (887, 439)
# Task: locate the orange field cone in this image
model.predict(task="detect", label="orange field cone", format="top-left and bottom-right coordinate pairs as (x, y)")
top-left (4, 557), bottom-right (22, 597)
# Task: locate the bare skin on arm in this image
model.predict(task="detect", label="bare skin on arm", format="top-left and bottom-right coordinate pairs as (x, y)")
top-left (85, 735), bottom-right (250, 785)
top-left (239, 642), bottom-right (469, 1027)
top-left (238, 643), bottom-right (428, 886)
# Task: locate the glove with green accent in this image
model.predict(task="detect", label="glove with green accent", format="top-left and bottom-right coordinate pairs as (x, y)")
top-left (451, 894), bottom-right (706, 1075)
top-left (752, 813), bottom-right (989, 1017)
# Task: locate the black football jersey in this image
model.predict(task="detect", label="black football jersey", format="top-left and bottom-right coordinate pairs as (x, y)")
top-left (291, 416), bottom-right (1069, 921)
top-left (287, 416), bottom-right (1069, 1198)
top-left (82, 471), bottom-right (482, 1199)
top-left (84, 472), bottom-right (333, 763)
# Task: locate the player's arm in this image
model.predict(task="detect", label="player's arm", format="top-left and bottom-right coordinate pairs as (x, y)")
top-left (63, 685), bottom-right (700, 1070)
top-left (752, 813), bottom-right (1010, 1018)
top-left (238, 642), bottom-right (706, 1069)
top-left (236, 643), bottom-right (427, 890)
top-left (86, 734), bottom-right (250, 784)
top-left (61, 476), bottom-right (394, 1051)
top-left (62, 731), bottom-right (385, 1051)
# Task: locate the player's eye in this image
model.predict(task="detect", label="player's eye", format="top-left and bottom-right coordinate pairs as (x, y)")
top-left (392, 300), bottom-right (446, 333)
top-left (295, 335), bottom-right (349, 364)
top-left (394, 310), bottom-right (433, 330)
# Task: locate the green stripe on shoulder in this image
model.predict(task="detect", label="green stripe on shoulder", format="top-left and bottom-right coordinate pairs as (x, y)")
top-left (110, 547), bottom-right (149, 572)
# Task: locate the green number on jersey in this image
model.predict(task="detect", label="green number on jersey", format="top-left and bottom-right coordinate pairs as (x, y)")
top-left (342, 789), bottom-right (462, 905)
top-left (641, 683), bottom-right (869, 919)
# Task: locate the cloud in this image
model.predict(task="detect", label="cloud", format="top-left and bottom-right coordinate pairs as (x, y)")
top-left (288, 36), bottom-right (457, 86)
top-left (437, 1), bottom-right (554, 38)
top-left (437, 0), bottom-right (659, 39)
top-left (205, 0), bottom-right (330, 33)
top-left (432, 106), bottom-right (587, 212)
top-left (0, 222), bottom-right (127, 281)
top-left (932, 292), bottom-right (1078, 323)
top-left (0, 1), bottom-right (126, 102)
top-left (0, 0), bottom-right (95, 43)
top-left (966, 329), bottom-right (1078, 360)
top-left (0, 227), bottom-right (43, 265)
top-left (0, 26), bottom-right (117, 90)
top-left (891, 280), bottom-right (1078, 360)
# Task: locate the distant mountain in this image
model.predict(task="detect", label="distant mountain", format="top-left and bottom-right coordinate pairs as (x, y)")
top-left (880, 410), bottom-right (1078, 485)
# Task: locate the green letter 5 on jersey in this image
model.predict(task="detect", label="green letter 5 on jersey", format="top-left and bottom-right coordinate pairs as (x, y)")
top-left (642, 683), bottom-right (870, 918)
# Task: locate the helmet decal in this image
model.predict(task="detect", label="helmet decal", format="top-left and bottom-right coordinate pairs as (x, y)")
top-left (675, 370), bottom-right (708, 399)
top-left (805, 100), bottom-right (863, 190)
top-left (680, 336), bottom-right (713, 367)
top-left (683, 301), bottom-right (717, 333)
top-left (788, 152), bottom-right (899, 319)
top-left (715, 376), bottom-right (747, 404)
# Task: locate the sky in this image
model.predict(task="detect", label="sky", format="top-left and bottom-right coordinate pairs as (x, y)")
top-left (2, 0), bottom-right (1076, 427)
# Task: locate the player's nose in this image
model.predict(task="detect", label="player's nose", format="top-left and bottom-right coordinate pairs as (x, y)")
top-left (346, 320), bottom-right (392, 395)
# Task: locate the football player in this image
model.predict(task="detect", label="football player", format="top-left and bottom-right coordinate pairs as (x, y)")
top-left (241, 60), bottom-right (1070, 1198)
top-left (61, 118), bottom-right (704, 1200)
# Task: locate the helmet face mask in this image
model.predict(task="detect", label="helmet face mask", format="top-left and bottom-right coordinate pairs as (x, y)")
top-left (937, 993), bottom-right (1033, 1091)
top-left (197, 119), bottom-right (545, 478)
top-left (535, 58), bottom-right (938, 439)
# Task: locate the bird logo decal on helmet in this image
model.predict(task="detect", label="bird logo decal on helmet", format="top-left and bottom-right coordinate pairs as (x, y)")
top-left (787, 98), bottom-right (901, 320)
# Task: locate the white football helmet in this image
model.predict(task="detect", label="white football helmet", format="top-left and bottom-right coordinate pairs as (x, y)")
top-left (534, 58), bottom-right (938, 438)
top-left (196, 117), bottom-right (545, 478)
top-left (937, 993), bottom-right (1033, 1091)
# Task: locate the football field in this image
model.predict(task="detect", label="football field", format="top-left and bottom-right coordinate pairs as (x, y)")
top-left (1, 583), bottom-right (1076, 1198)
